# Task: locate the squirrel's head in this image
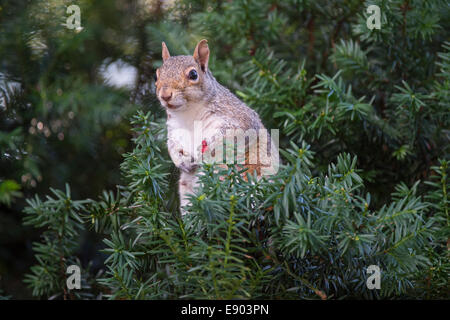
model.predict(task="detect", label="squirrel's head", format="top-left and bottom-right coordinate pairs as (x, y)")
top-left (155, 39), bottom-right (213, 111)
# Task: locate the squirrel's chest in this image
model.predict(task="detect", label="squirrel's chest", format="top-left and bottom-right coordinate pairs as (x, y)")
top-left (166, 105), bottom-right (223, 146)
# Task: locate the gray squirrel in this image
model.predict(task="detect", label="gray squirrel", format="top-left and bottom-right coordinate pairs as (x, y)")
top-left (155, 39), bottom-right (278, 214)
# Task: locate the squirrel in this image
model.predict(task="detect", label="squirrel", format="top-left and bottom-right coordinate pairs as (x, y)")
top-left (155, 39), bottom-right (278, 215)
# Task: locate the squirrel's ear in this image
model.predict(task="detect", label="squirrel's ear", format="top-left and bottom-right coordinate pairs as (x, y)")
top-left (162, 42), bottom-right (170, 62)
top-left (193, 39), bottom-right (209, 72)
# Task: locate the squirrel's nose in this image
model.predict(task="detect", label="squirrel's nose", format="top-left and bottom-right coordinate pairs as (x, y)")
top-left (161, 91), bottom-right (172, 102)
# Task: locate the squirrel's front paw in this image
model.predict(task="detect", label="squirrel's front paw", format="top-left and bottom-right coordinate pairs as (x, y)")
top-left (177, 149), bottom-right (199, 173)
top-left (179, 161), bottom-right (199, 173)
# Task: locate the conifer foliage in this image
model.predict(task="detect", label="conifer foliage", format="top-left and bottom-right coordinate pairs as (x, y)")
top-left (1, 0), bottom-right (448, 299)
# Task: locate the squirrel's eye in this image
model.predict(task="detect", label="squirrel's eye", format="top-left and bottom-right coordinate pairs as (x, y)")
top-left (188, 69), bottom-right (198, 81)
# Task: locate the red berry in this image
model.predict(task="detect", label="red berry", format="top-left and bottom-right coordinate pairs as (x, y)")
top-left (201, 140), bottom-right (208, 153)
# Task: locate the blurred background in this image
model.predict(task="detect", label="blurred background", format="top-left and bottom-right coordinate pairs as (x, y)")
top-left (0, 0), bottom-right (165, 298)
top-left (0, 0), bottom-right (448, 298)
